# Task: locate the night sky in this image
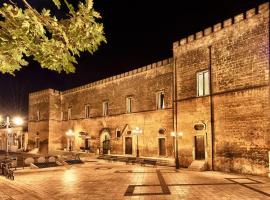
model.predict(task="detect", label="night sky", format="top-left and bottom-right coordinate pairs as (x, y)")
top-left (0, 0), bottom-right (267, 117)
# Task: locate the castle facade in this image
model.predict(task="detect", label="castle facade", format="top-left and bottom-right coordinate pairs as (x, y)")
top-left (28, 3), bottom-right (269, 176)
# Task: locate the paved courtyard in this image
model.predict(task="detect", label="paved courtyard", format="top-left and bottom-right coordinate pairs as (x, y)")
top-left (0, 160), bottom-right (269, 200)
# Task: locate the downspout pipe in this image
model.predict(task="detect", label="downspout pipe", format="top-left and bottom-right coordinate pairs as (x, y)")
top-left (208, 45), bottom-right (215, 170)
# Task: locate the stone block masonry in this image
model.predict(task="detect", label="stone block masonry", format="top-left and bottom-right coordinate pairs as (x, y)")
top-left (28, 2), bottom-right (269, 176)
top-left (173, 2), bottom-right (269, 175)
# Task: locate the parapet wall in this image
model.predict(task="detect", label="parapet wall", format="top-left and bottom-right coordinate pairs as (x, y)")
top-left (173, 2), bottom-right (269, 49)
top-left (62, 57), bottom-right (173, 95)
top-left (29, 88), bottom-right (61, 98)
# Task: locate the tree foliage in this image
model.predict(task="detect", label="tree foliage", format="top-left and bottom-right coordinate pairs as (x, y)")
top-left (0, 0), bottom-right (106, 75)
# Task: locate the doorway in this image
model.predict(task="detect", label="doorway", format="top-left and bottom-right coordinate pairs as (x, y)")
top-left (100, 130), bottom-right (110, 155)
top-left (85, 138), bottom-right (90, 151)
top-left (195, 135), bottom-right (205, 160)
top-left (125, 137), bottom-right (133, 155)
top-left (102, 135), bottom-right (110, 154)
top-left (158, 138), bottom-right (166, 156)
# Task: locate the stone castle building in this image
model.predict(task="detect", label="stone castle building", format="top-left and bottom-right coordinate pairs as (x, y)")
top-left (28, 3), bottom-right (269, 176)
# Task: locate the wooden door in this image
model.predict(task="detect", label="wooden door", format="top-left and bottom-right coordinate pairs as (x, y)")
top-left (159, 138), bottom-right (166, 156)
top-left (102, 139), bottom-right (110, 154)
top-left (125, 137), bottom-right (132, 155)
top-left (195, 135), bottom-right (205, 160)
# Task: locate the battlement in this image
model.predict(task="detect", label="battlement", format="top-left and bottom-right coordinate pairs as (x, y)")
top-left (173, 2), bottom-right (269, 49)
top-left (62, 57), bottom-right (173, 95)
top-left (29, 88), bottom-right (61, 97)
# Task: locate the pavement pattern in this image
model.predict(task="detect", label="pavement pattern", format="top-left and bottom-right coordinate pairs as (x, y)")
top-left (0, 160), bottom-right (269, 200)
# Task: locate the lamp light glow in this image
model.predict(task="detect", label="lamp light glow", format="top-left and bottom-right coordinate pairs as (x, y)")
top-left (13, 117), bottom-right (23, 126)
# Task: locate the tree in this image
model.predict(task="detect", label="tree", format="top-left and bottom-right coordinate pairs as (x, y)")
top-left (0, 0), bottom-right (106, 75)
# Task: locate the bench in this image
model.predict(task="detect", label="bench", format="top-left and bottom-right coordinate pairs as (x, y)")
top-left (108, 156), bottom-right (118, 162)
top-left (116, 157), bottom-right (128, 163)
top-left (140, 159), bottom-right (157, 167)
top-left (126, 157), bottom-right (138, 165)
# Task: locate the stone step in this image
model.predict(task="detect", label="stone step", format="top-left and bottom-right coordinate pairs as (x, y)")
top-left (188, 160), bottom-right (207, 171)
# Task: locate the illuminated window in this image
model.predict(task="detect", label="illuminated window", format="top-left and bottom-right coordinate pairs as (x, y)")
top-left (103, 101), bottom-right (108, 116)
top-left (197, 70), bottom-right (210, 96)
top-left (126, 97), bottom-right (132, 113)
top-left (37, 110), bottom-right (40, 121)
top-left (156, 91), bottom-right (165, 109)
top-left (68, 108), bottom-right (72, 120)
top-left (85, 105), bottom-right (90, 118)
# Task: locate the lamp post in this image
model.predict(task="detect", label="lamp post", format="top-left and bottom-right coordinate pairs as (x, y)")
top-left (0, 116), bottom-right (24, 156)
top-left (66, 129), bottom-right (75, 152)
top-left (132, 127), bottom-right (142, 158)
top-left (171, 131), bottom-right (183, 169)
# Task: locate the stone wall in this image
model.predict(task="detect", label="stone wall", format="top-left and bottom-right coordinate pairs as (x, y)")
top-left (173, 2), bottom-right (269, 175)
top-left (29, 59), bottom-right (174, 158)
top-left (28, 89), bottom-right (61, 154)
top-left (27, 2), bottom-right (270, 176)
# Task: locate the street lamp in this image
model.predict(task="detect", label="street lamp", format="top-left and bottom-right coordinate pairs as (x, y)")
top-left (132, 127), bottom-right (142, 158)
top-left (171, 131), bottom-right (183, 169)
top-left (0, 115), bottom-right (24, 156)
top-left (66, 129), bottom-right (75, 152)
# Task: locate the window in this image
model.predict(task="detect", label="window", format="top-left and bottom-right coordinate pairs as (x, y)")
top-left (197, 70), bottom-right (210, 96)
top-left (37, 110), bottom-right (40, 121)
top-left (68, 108), bottom-right (72, 120)
top-left (103, 101), bottom-right (108, 116)
top-left (127, 130), bottom-right (132, 135)
top-left (60, 111), bottom-right (63, 121)
top-left (126, 97), bottom-right (132, 113)
top-left (85, 105), bottom-right (90, 118)
top-left (116, 130), bottom-right (121, 139)
top-left (156, 91), bottom-right (165, 109)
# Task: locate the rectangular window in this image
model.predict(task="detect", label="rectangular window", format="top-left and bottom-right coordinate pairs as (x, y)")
top-left (103, 101), bottom-right (108, 116)
top-left (37, 110), bottom-right (40, 121)
top-left (60, 111), bottom-right (63, 121)
top-left (85, 105), bottom-right (90, 118)
top-left (126, 97), bottom-right (132, 113)
top-left (156, 91), bottom-right (165, 109)
top-left (197, 70), bottom-right (210, 96)
top-left (68, 108), bottom-right (72, 120)
top-left (116, 130), bottom-right (121, 139)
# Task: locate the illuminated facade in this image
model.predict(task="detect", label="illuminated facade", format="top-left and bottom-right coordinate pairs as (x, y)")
top-left (28, 3), bottom-right (269, 176)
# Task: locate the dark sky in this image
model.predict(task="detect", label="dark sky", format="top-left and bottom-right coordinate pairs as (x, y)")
top-left (0, 0), bottom-right (267, 117)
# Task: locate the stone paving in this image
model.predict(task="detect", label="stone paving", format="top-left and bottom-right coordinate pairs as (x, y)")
top-left (0, 160), bottom-right (269, 200)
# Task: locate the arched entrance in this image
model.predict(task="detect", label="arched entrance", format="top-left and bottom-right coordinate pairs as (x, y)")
top-left (100, 129), bottom-right (110, 154)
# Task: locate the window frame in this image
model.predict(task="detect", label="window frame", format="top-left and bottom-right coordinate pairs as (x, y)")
top-left (85, 104), bottom-right (90, 118)
top-left (67, 107), bottom-right (72, 120)
top-left (102, 101), bottom-right (109, 116)
top-left (196, 70), bottom-right (210, 97)
top-left (36, 110), bottom-right (40, 121)
top-left (116, 129), bottom-right (121, 139)
top-left (126, 97), bottom-right (132, 113)
top-left (156, 91), bottom-right (165, 110)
